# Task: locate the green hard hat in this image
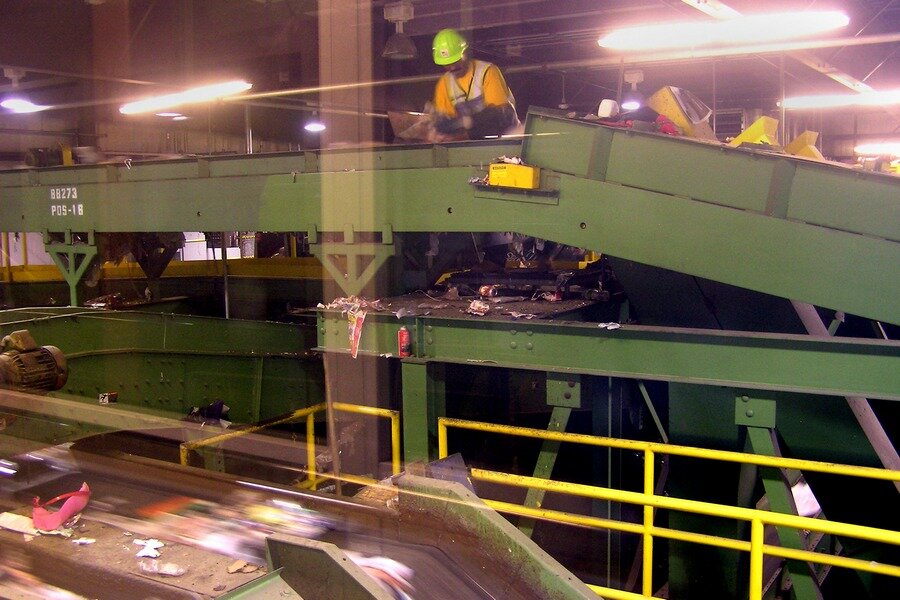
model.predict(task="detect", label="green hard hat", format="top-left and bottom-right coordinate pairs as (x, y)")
top-left (432, 29), bottom-right (468, 66)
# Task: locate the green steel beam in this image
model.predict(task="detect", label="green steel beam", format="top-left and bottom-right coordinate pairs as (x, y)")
top-left (0, 307), bottom-right (315, 355)
top-left (746, 425), bottom-right (823, 600)
top-left (400, 360), bottom-right (446, 463)
top-left (264, 535), bottom-right (393, 600)
top-left (43, 229), bottom-right (98, 306)
top-left (519, 405), bottom-right (572, 538)
top-left (317, 312), bottom-right (900, 401)
top-left (219, 568), bottom-right (303, 600)
top-left (2, 110), bottom-right (896, 322)
top-left (0, 308), bottom-right (322, 421)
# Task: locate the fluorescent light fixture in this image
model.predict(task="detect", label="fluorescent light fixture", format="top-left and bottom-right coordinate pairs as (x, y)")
top-left (120, 80), bottom-right (252, 115)
top-left (781, 89), bottom-right (900, 109)
top-left (598, 11), bottom-right (849, 51)
top-left (855, 142), bottom-right (900, 156)
top-left (155, 112), bottom-right (182, 117)
top-left (304, 121), bottom-right (326, 133)
top-left (172, 115), bottom-right (189, 121)
top-left (1, 98), bottom-right (48, 113)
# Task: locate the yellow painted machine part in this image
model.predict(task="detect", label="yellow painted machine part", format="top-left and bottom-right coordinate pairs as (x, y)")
top-left (646, 86), bottom-right (717, 141)
top-left (729, 116), bottom-right (780, 147)
top-left (785, 131), bottom-right (825, 161)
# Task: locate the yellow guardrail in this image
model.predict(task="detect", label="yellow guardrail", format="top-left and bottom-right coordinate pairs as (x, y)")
top-left (180, 401), bottom-right (401, 490)
top-left (438, 417), bottom-right (900, 600)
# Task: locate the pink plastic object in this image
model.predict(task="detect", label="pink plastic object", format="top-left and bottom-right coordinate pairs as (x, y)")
top-left (32, 482), bottom-right (91, 531)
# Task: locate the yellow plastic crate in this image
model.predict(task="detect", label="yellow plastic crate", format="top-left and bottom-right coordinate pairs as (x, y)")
top-left (488, 163), bottom-right (540, 189)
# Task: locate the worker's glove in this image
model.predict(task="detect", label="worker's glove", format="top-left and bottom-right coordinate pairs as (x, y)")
top-left (460, 115), bottom-right (474, 130)
top-left (434, 115), bottom-right (466, 135)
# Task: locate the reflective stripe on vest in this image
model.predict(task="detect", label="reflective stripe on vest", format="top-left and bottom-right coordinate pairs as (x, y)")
top-left (445, 60), bottom-right (514, 108)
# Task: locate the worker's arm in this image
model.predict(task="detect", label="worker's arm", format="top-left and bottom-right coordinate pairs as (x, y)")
top-left (467, 104), bottom-right (517, 138)
top-left (434, 103), bottom-right (517, 138)
top-left (432, 65), bottom-right (519, 138)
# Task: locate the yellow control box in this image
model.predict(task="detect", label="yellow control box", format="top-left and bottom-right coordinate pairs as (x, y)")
top-left (488, 163), bottom-right (540, 189)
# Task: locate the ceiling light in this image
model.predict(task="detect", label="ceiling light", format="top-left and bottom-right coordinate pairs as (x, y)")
top-left (172, 115), bottom-right (189, 121)
top-left (119, 80), bottom-right (252, 115)
top-left (305, 112), bottom-right (326, 132)
top-left (621, 92), bottom-right (643, 112)
top-left (155, 112), bottom-right (182, 117)
top-left (621, 69), bottom-right (643, 111)
top-left (855, 142), bottom-right (900, 157)
top-left (780, 89), bottom-right (900, 109)
top-left (382, 0), bottom-right (417, 60)
top-left (1, 98), bottom-right (48, 113)
top-left (598, 11), bottom-right (849, 51)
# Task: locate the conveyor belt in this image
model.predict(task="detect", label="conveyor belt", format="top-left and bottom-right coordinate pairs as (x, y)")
top-left (0, 428), bottom-right (593, 600)
top-left (2, 109), bottom-right (896, 322)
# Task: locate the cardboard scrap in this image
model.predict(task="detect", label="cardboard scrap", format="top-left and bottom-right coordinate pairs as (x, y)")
top-left (0, 512), bottom-right (38, 535)
top-left (227, 559), bottom-right (247, 574)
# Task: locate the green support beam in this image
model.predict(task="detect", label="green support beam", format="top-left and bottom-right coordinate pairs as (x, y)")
top-left (43, 230), bottom-right (98, 306)
top-left (400, 359), bottom-right (446, 463)
top-left (309, 241), bottom-right (394, 297)
top-left (519, 404), bottom-right (572, 538)
top-left (317, 313), bottom-right (900, 402)
top-left (2, 110), bottom-right (897, 322)
top-left (746, 425), bottom-right (823, 600)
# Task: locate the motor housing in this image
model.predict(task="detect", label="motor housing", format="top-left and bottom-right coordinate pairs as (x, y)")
top-left (0, 330), bottom-right (68, 391)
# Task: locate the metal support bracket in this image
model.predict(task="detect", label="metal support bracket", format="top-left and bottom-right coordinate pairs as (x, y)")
top-left (735, 395), bottom-right (776, 428)
top-left (43, 229), bottom-right (98, 307)
top-left (309, 240), bottom-right (395, 297)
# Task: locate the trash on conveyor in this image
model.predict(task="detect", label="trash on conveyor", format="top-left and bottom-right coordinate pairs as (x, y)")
top-left (417, 302), bottom-right (449, 310)
top-left (139, 559), bottom-right (186, 577)
top-left (466, 300), bottom-right (490, 316)
top-left (346, 551), bottom-right (415, 600)
top-left (0, 511), bottom-right (38, 535)
top-left (184, 399), bottom-right (231, 427)
top-left (71, 537), bottom-right (96, 545)
top-left (134, 538), bottom-right (165, 558)
top-left (319, 295), bottom-right (386, 313)
top-left (597, 322), bottom-right (621, 330)
top-left (504, 311), bottom-right (538, 320)
top-left (227, 559), bottom-right (248, 574)
top-left (488, 296), bottom-right (527, 304)
top-left (32, 482), bottom-right (90, 532)
top-left (348, 309), bottom-right (367, 359)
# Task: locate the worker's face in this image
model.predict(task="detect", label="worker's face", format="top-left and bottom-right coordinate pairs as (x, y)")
top-left (445, 57), bottom-right (469, 77)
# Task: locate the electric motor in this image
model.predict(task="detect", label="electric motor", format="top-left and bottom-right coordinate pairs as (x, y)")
top-left (0, 330), bottom-right (68, 392)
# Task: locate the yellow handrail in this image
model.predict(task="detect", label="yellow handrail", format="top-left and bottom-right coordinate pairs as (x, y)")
top-left (438, 417), bottom-right (900, 483)
top-left (332, 401), bottom-right (402, 476)
top-left (439, 417), bottom-right (900, 599)
top-left (179, 401), bottom-right (401, 489)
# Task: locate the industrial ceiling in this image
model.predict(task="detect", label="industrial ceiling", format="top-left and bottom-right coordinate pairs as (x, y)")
top-left (0, 0), bottom-right (897, 153)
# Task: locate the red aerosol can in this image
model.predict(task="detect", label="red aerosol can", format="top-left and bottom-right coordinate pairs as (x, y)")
top-left (397, 326), bottom-right (411, 358)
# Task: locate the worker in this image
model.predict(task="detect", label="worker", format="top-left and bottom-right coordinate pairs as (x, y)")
top-left (430, 28), bottom-right (520, 140)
